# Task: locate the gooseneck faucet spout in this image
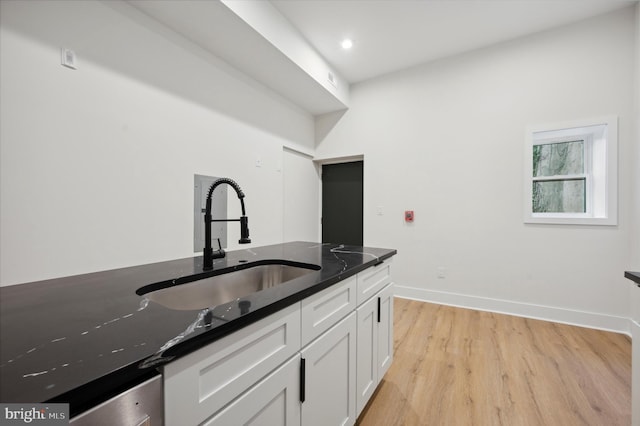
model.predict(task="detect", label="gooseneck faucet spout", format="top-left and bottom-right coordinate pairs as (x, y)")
top-left (203, 178), bottom-right (251, 271)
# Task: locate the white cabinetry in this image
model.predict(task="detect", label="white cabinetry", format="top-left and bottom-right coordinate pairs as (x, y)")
top-left (355, 283), bottom-right (394, 415)
top-left (632, 319), bottom-right (640, 426)
top-left (163, 304), bottom-right (300, 425)
top-left (202, 355), bottom-right (301, 426)
top-left (301, 276), bottom-right (357, 346)
top-left (356, 259), bottom-right (392, 305)
top-left (376, 283), bottom-right (394, 382)
top-left (301, 312), bottom-right (357, 426)
top-left (631, 282), bottom-right (640, 425)
top-left (163, 259), bottom-right (394, 426)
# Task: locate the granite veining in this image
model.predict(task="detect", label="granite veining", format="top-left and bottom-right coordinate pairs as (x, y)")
top-left (0, 242), bottom-right (396, 415)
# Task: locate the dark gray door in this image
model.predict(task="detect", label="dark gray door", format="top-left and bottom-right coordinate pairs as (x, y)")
top-left (322, 161), bottom-right (363, 245)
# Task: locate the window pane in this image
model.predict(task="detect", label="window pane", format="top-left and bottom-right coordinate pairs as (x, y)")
top-left (533, 140), bottom-right (584, 177)
top-left (532, 179), bottom-right (586, 213)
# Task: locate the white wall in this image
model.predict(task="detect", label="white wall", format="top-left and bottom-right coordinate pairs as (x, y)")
top-left (316, 7), bottom-right (637, 332)
top-left (283, 148), bottom-right (320, 243)
top-left (0, 0), bottom-right (317, 286)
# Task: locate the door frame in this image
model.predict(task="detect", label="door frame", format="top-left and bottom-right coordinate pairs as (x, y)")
top-left (313, 155), bottom-right (365, 245)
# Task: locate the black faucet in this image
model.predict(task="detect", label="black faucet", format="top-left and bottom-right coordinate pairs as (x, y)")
top-left (203, 178), bottom-right (251, 270)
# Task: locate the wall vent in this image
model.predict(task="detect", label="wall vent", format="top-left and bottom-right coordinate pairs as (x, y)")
top-left (327, 71), bottom-right (337, 88)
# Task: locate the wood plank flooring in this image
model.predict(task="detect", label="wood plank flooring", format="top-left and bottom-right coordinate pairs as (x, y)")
top-left (357, 298), bottom-right (631, 426)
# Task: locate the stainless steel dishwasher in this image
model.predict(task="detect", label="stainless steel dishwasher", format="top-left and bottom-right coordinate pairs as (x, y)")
top-left (69, 375), bottom-right (163, 426)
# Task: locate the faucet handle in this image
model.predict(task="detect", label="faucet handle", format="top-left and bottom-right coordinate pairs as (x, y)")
top-left (211, 238), bottom-right (226, 259)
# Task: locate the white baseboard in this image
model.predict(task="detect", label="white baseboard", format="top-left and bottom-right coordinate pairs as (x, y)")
top-left (395, 284), bottom-right (631, 337)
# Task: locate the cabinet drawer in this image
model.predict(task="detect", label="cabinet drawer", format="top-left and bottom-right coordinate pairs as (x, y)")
top-left (163, 303), bottom-right (301, 426)
top-left (356, 259), bottom-right (392, 305)
top-left (301, 275), bottom-right (357, 346)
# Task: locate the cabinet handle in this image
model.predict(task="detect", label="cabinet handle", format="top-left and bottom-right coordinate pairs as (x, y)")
top-left (300, 358), bottom-right (306, 403)
top-left (377, 297), bottom-right (381, 323)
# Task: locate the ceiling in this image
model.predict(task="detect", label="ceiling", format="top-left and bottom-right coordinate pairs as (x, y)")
top-left (271, 0), bottom-right (638, 84)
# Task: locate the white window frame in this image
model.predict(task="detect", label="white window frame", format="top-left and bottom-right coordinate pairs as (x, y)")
top-left (524, 116), bottom-right (617, 225)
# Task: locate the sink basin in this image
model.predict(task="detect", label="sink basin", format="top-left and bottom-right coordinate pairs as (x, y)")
top-left (137, 261), bottom-right (320, 311)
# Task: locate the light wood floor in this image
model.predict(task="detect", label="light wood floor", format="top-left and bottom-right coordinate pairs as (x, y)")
top-left (357, 298), bottom-right (631, 426)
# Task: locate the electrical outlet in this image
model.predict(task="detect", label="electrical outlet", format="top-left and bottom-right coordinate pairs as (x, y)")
top-left (437, 267), bottom-right (446, 279)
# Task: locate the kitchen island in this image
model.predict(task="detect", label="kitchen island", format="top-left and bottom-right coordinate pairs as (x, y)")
top-left (0, 241), bottom-right (396, 419)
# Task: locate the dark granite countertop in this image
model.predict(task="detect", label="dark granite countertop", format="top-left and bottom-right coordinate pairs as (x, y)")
top-left (625, 271), bottom-right (640, 286)
top-left (0, 241), bottom-right (396, 415)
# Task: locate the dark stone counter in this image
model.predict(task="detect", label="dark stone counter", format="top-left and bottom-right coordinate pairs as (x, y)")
top-left (625, 271), bottom-right (640, 286)
top-left (0, 241), bottom-right (396, 415)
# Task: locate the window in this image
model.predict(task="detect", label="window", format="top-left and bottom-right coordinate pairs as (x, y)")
top-left (524, 116), bottom-right (617, 225)
top-left (533, 138), bottom-right (587, 213)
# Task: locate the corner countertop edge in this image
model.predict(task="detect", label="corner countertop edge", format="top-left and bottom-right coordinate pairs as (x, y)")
top-left (625, 271), bottom-right (640, 286)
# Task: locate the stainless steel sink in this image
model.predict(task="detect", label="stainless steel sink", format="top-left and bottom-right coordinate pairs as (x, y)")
top-left (138, 262), bottom-right (319, 311)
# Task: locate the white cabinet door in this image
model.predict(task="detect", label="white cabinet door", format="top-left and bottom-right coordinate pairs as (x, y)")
top-left (301, 312), bottom-right (357, 426)
top-left (632, 319), bottom-right (640, 426)
top-left (356, 294), bottom-right (378, 415)
top-left (356, 283), bottom-right (394, 416)
top-left (632, 282), bottom-right (640, 323)
top-left (377, 283), bottom-right (394, 381)
top-left (202, 354), bottom-right (301, 426)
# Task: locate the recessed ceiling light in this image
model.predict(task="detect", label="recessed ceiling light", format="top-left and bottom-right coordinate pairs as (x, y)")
top-left (341, 39), bottom-right (353, 50)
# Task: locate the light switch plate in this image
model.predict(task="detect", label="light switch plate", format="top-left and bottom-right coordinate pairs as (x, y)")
top-left (61, 48), bottom-right (77, 69)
